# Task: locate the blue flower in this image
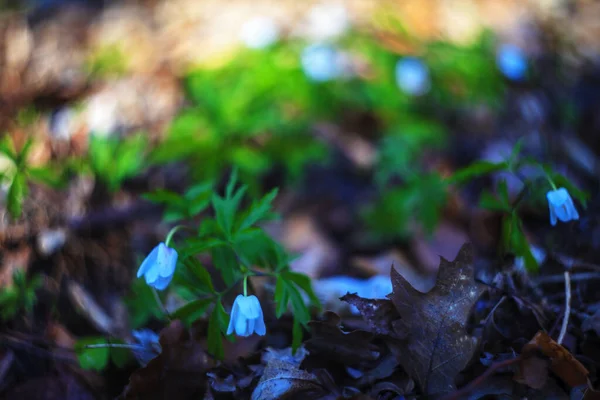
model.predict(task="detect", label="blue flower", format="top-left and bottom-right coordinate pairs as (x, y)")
top-left (131, 329), bottom-right (161, 366)
top-left (226, 294), bottom-right (266, 337)
top-left (136, 243), bottom-right (178, 290)
top-left (546, 187), bottom-right (579, 226)
top-left (496, 44), bottom-right (527, 81)
top-left (301, 44), bottom-right (341, 82)
top-left (395, 57), bottom-right (430, 96)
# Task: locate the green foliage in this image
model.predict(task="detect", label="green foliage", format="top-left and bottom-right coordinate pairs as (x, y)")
top-left (143, 182), bottom-right (213, 223)
top-left (0, 270), bottom-right (43, 321)
top-left (74, 337), bottom-right (132, 371)
top-left (169, 171), bottom-right (317, 357)
top-left (0, 136), bottom-right (65, 220)
top-left (88, 133), bottom-right (148, 192)
top-left (150, 45), bottom-right (330, 188)
top-left (365, 172), bottom-right (448, 239)
top-left (125, 278), bottom-right (166, 329)
top-left (85, 45), bottom-right (128, 78)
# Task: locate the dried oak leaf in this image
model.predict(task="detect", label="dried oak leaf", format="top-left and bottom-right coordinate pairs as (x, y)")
top-left (340, 293), bottom-right (403, 338)
top-left (118, 320), bottom-right (214, 400)
top-left (251, 356), bottom-right (330, 400)
top-left (520, 331), bottom-right (589, 388)
top-left (389, 243), bottom-right (486, 395)
top-left (304, 311), bottom-right (381, 369)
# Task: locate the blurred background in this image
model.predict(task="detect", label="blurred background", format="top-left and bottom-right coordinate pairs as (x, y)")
top-left (2, 0), bottom-right (600, 397)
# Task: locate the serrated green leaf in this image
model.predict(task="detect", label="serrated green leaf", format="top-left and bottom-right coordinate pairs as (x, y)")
top-left (237, 188), bottom-right (278, 232)
top-left (283, 271), bottom-right (320, 310)
top-left (211, 246), bottom-right (241, 287)
top-left (449, 161), bottom-right (508, 184)
top-left (172, 298), bottom-right (214, 325)
top-left (182, 258), bottom-right (215, 293)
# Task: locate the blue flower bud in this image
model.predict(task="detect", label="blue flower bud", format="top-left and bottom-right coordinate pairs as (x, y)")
top-left (226, 294), bottom-right (266, 337)
top-left (496, 44), bottom-right (527, 81)
top-left (395, 57), bottom-right (430, 96)
top-left (301, 44), bottom-right (341, 82)
top-left (546, 187), bottom-right (579, 226)
top-left (136, 243), bottom-right (178, 291)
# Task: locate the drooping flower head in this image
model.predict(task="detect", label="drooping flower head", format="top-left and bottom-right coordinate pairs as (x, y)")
top-left (227, 294), bottom-right (266, 337)
top-left (136, 242), bottom-right (178, 291)
top-left (546, 187), bottom-right (579, 226)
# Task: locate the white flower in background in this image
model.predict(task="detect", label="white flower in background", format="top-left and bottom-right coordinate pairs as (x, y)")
top-left (227, 294), bottom-right (266, 337)
top-left (49, 108), bottom-right (76, 140)
top-left (86, 93), bottom-right (119, 138)
top-left (515, 246), bottom-right (547, 271)
top-left (239, 16), bottom-right (280, 49)
top-left (304, 2), bottom-right (349, 41)
top-left (395, 57), bottom-right (430, 96)
top-left (546, 187), bottom-right (580, 226)
top-left (301, 44), bottom-right (342, 82)
top-left (136, 243), bottom-right (178, 290)
top-left (496, 44), bottom-right (527, 81)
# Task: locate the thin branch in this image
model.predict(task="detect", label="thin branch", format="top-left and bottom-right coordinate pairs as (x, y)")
top-left (557, 271), bottom-right (571, 345)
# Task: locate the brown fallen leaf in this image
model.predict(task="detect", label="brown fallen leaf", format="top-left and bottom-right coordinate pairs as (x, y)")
top-left (520, 331), bottom-right (589, 388)
top-left (304, 312), bottom-right (381, 369)
top-left (251, 352), bottom-right (331, 400)
top-left (389, 243), bottom-right (487, 395)
top-left (340, 293), bottom-right (402, 338)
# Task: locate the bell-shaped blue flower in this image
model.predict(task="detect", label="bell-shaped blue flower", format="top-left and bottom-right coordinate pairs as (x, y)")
top-left (546, 187), bottom-right (579, 226)
top-left (226, 294), bottom-right (266, 337)
top-left (136, 243), bottom-right (178, 290)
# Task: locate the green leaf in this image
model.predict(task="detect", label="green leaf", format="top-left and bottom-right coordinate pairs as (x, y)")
top-left (283, 271), bottom-right (321, 309)
top-left (179, 238), bottom-right (227, 258)
top-left (449, 161), bottom-right (508, 184)
top-left (0, 135), bottom-right (16, 160)
top-left (274, 277), bottom-right (289, 318)
top-left (110, 340), bottom-right (132, 368)
top-left (15, 139), bottom-right (34, 168)
top-left (182, 258), bottom-right (215, 293)
top-left (479, 189), bottom-right (510, 212)
top-left (172, 298), bottom-right (214, 325)
top-left (7, 172), bottom-right (27, 219)
top-left (212, 184), bottom-right (248, 238)
top-left (125, 279), bottom-right (166, 329)
top-left (292, 318), bottom-right (303, 354)
top-left (75, 338), bottom-right (110, 371)
top-left (207, 300), bottom-right (228, 359)
top-left (237, 188), bottom-right (279, 232)
top-left (211, 246), bottom-right (242, 286)
top-left (27, 165), bottom-right (64, 187)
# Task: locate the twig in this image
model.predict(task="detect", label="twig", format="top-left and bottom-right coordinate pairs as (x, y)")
top-left (533, 272), bottom-right (600, 284)
top-left (440, 357), bottom-right (522, 400)
top-left (557, 271), bottom-right (571, 345)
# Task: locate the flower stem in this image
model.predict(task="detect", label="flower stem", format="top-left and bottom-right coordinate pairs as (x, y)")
top-left (152, 287), bottom-right (172, 320)
top-left (164, 225), bottom-right (195, 247)
top-left (243, 275), bottom-right (248, 297)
